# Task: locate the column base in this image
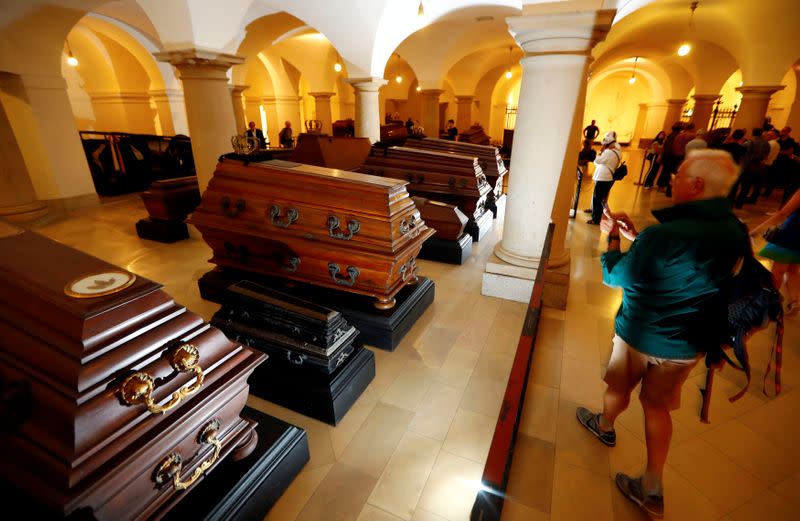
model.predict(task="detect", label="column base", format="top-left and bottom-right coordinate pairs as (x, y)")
top-left (0, 201), bottom-right (49, 223)
top-left (481, 253), bottom-right (570, 309)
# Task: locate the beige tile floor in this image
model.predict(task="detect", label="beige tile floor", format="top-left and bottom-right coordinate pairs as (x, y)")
top-left (22, 149), bottom-right (800, 521)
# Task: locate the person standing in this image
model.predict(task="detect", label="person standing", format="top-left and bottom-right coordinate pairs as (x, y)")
top-left (587, 131), bottom-right (621, 225)
top-left (643, 131), bottom-right (666, 189)
top-left (245, 121), bottom-right (266, 149)
top-left (655, 122), bottom-right (684, 193)
top-left (583, 119), bottom-right (600, 147)
top-left (444, 119), bottom-right (458, 140)
top-left (577, 150), bottom-right (745, 518)
top-left (734, 127), bottom-right (770, 207)
top-left (278, 121), bottom-right (293, 148)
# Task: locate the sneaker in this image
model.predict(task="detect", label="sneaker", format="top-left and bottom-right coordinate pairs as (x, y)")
top-left (586, 219), bottom-right (600, 225)
top-left (576, 407), bottom-right (616, 446)
top-left (615, 473), bottom-right (664, 519)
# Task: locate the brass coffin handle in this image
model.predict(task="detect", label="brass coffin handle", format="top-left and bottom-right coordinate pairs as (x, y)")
top-left (399, 215), bottom-right (418, 236)
top-left (220, 196), bottom-right (246, 218)
top-left (328, 263), bottom-right (360, 287)
top-left (327, 215), bottom-right (360, 240)
top-left (270, 205), bottom-right (299, 228)
top-left (282, 256), bottom-right (301, 273)
top-left (119, 344), bottom-right (204, 415)
top-left (153, 419), bottom-right (221, 491)
top-left (399, 257), bottom-right (418, 283)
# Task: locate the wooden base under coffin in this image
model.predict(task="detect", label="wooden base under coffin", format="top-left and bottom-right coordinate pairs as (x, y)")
top-left (249, 345), bottom-right (375, 426)
top-left (135, 217), bottom-right (190, 243)
top-left (465, 210), bottom-right (494, 242)
top-left (0, 407), bottom-right (309, 521)
top-left (199, 269), bottom-right (435, 351)
top-left (418, 233), bottom-right (473, 265)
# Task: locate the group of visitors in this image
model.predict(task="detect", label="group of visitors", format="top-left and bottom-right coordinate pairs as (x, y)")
top-left (243, 120), bottom-right (295, 149)
top-left (577, 119), bottom-right (799, 518)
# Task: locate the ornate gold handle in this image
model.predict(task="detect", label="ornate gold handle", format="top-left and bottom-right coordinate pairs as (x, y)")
top-left (153, 419), bottom-right (221, 491)
top-left (119, 344), bottom-right (204, 415)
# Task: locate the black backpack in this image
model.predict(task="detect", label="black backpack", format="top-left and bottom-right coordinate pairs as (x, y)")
top-left (707, 226), bottom-right (784, 401)
top-left (610, 150), bottom-right (627, 180)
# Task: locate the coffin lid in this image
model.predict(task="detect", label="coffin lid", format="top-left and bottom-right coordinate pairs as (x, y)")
top-left (234, 158), bottom-right (407, 191)
top-left (0, 229), bottom-right (163, 353)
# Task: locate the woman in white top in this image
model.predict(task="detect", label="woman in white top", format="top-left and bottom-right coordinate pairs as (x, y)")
top-left (588, 131), bottom-right (622, 224)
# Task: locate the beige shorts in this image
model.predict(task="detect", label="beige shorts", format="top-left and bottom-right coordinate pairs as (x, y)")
top-left (603, 335), bottom-right (701, 411)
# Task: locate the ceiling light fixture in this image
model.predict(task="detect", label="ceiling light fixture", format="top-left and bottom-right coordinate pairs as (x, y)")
top-left (418, 1), bottom-right (424, 16)
top-left (628, 56), bottom-right (638, 85)
top-left (677, 1), bottom-right (698, 57)
top-left (333, 50), bottom-right (342, 72)
top-left (416, 85), bottom-right (421, 92)
top-left (505, 46), bottom-right (513, 79)
top-left (396, 75), bottom-right (403, 84)
top-left (66, 39), bottom-right (78, 67)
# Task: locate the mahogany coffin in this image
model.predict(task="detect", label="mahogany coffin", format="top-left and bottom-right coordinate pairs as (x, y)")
top-left (457, 124), bottom-right (491, 145)
top-left (379, 121), bottom-right (409, 144)
top-left (140, 176), bottom-right (201, 221)
top-left (187, 158), bottom-right (435, 309)
top-left (0, 229), bottom-right (265, 519)
top-left (290, 133), bottom-right (371, 171)
top-left (411, 196), bottom-right (468, 241)
top-left (404, 138), bottom-right (507, 198)
top-left (361, 146), bottom-right (491, 220)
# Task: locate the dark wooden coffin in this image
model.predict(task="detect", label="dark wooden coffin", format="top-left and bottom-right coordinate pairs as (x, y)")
top-left (332, 119), bottom-right (355, 137)
top-left (187, 158), bottom-right (435, 309)
top-left (361, 146), bottom-right (491, 221)
top-left (210, 280), bottom-right (360, 374)
top-left (0, 228), bottom-right (266, 520)
top-left (140, 176), bottom-right (201, 221)
top-left (411, 196), bottom-right (468, 241)
top-left (457, 124), bottom-right (491, 145)
top-left (379, 122), bottom-right (408, 144)
top-left (404, 138), bottom-right (507, 199)
top-left (290, 133), bottom-right (371, 171)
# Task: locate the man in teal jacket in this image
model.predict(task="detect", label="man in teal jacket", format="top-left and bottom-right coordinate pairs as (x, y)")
top-left (576, 149), bottom-right (746, 518)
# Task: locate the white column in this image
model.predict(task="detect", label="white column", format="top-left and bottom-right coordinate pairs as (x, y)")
top-left (631, 102), bottom-right (649, 147)
top-left (662, 98), bottom-right (686, 131)
top-left (230, 84), bottom-right (249, 133)
top-left (346, 77), bottom-right (387, 144)
top-left (455, 95), bottom-right (475, 132)
top-left (12, 74), bottom-right (97, 207)
top-left (482, 9), bottom-right (614, 302)
top-left (309, 91), bottom-right (336, 134)
top-left (155, 49), bottom-right (243, 191)
top-left (419, 89), bottom-right (444, 137)
top-left (733, 85), bottom-right (786, 136)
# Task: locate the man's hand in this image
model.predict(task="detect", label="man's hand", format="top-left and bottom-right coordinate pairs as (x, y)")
top-left (603, 209), bottom-right (638, 241)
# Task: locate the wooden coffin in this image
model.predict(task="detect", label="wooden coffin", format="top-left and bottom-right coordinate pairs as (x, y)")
top-left (140, 176), bottom-right (201, 221)
top-left (332, 119), bottom-right (355, 137)
top-left (411, 196), bottom-right (468, 241)
top-left (290, 133), bottom-right (371, 171)
top-left (404, 138), bottom-right (507, 198)
top-left (361, 146), bottom-right (491, 220)
top-left (0, 227), bottom-right (265, 520)
top-left (188, 158), bottom-right (435, 309)
top-left (457, 124), bottom-right (491, 145)
top-left (379, 122), bottom-right (408, 144)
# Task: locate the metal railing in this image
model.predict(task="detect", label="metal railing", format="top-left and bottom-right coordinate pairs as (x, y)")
top-left (79, 131), bottom-right (195, 196)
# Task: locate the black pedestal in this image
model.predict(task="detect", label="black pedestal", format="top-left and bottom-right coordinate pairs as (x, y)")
top-left (163, 406), bottom-right (309, 521)
top-left (135, 218), bottom-right (189, 243)
top-left (199, 270), bottom-right (435, 351)
top-left (418, 233), bottom-right (472, 264)
top-left (249, 345), bottom-right (376, 425)
top-left (464, 210), bottom-right (494, 242)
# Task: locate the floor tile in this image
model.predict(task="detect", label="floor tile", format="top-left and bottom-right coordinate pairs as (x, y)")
top-left (367, 432), bottom-right (441, 521)
top-left (416, 450), bottom-right (484, 521)
top-left (265, 463), bottom-right (333, 521)
top-left (549, 461), bottom-right (613, 521)
top-left (381, 360), bottom-right (439, 412)
top-left (504, 434), bottom-right (556, 513)
top-left (728, 488), bottom-right (797, 521)
top-left (518, 383), bottom-right (560, 443)
top-left (295, 462), bottom-right (378, 521)
top-left (356, 504), bottom-right (404, 521)
top-left (409, 382), bottom-right (464, 441)
top-left (442, 408), bottom-right (496, 464)
top-left (339, 402), bottom-right (415, 478)
top-left (499, 500), bottom-right (549, 521)
top-left (553, 398), bottom-right (610, 477)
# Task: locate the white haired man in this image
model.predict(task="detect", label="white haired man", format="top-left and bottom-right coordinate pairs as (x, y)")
top-left (576, 149), bottom-right (748, 518)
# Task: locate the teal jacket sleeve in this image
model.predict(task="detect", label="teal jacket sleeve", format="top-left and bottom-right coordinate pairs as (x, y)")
top-left (601, 230), bottom-right (653, 288)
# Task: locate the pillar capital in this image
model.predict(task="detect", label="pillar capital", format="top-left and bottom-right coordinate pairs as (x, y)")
top-left (455, 95), bottom-right (475, 103)
top-left (229, 84), bottom-right (249, 96)
top-left (666, 98), bottom-right (687, 106)
top-left (262, 95), bottom-right (303, 104)
top-left (308, 91), bottom-right (336, 100)
top-left (692, 93), bottom-right (721, 103)
top-left (148, 88), bottom-right (184, 100)
top-left (419, 89), bottom-right (444, 97)
top-left (735, 85), bottom-right (786, 99)
top-left (345, 77), bottom-right (388, 92)
top-left (506, 9), bottom-right (615, 56)
top-left (154, 49), bottom-right (244, 81)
